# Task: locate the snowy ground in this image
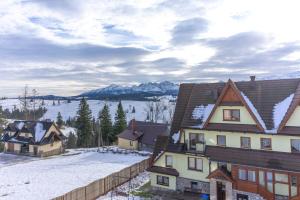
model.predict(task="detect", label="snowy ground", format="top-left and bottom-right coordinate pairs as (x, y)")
top-left (0, 149), bottom-right (148, 200)
top-left (0, 153), bottom-right (37, 167)
top-left (98, 172), bottom-right (150, 200)
top-left (0, 99), bottom-right (175, 123)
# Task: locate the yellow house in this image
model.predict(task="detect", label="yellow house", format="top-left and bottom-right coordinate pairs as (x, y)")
top-left (1, 120), bottom-right (66, 157)
top-left (148, 77), bottom-right (300, 200)
top-left (117, 119), bottom-right (169, 151)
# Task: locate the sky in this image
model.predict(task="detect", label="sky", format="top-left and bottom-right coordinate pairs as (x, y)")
top-left (0, 0), bottom-right (300, 97)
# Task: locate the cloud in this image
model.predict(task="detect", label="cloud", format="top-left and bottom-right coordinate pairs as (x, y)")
top-left (171, 17), bottom-right (208, 45)
top-left (0, 0), bottom-right (300, 96)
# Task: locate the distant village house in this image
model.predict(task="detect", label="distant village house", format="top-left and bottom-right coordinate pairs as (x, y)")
top-left (1, 121), bottom-right (66, 157)
top-left (117, 119), bottom-right (169, 151)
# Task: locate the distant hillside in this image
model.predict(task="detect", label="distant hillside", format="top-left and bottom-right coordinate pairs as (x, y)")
top-left (80, 81), bottom-right (179, 100)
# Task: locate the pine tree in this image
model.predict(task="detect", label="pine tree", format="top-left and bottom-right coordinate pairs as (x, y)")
top-left (113, 101), bottom-right (127, 140)
top-left (99, 104), bottom-right (113, 145)
top-left (66, 132), bottom-right (77, 149)
top-left (56, 112), bottom-right (64, 128)
top-left (76, 98), bottom-right (93, 147)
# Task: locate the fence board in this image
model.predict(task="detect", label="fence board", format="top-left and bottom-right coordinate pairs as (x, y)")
top-left (52, 158), bottom-right (150, 200)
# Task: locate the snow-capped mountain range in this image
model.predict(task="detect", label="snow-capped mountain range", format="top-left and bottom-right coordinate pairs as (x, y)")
top-left (81, 81), bottom-right (179, 100)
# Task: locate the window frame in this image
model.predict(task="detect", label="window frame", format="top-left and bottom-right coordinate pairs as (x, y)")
top-left (189, 133), bottom-right (204, 150)
top-left (188, 157), bottom-right (203, 171)
top-left (217, 135), bottom-right (226, 146)
top-left (260, 138), bottom-right (272, 150)
top-left (240, 137), bottom-right (251, 149)
top-left (238, 168), bottom-right (257, 183)
top-left (156, 175), bottom-right (169, 186)
top-left (291, 139), bottom-right (300, 153)
top-left (223, 109), bottom-right (240, 121)
top-left (165, 155), bottom-right (173, 168)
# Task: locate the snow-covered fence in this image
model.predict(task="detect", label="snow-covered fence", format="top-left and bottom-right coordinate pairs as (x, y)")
top-left (52, 158), bottom-right (151, 200)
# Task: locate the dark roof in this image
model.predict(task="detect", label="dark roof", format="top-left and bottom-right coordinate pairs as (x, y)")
top-left (118, 129), bottom-right (143, 140)
top-left (148, 166), bottom-right (179, 176)
top-left (205, 123), bottom-right (262, 133)
top-left (2, 120), bottom-right (63, 145)
top-left (171, 78), bottom-right (300, 135)
top-left (152, 135), bottom-right (169, 159)
top-left (205, 145), bottom-right (300, 172)
top-left (118, 120), bottom-right (169, 146)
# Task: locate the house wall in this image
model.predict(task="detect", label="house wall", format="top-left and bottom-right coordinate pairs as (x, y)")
top-left (150, 172), bottom-right (177, 190)
top-left (19, 132), bottom-right (33, 138)
top-left (209, 106), bottom-right (256, 125)
top-left (154, 152), bottom-right (210, 182)
top-left (117, 138), bottom-right (138, 150)
top-left (44, 125), bottom-right (60, 138)
top-left (286, 106), bottom-right (300, 127)
top-left (183, 129), bottom-right (300, 153)
top-left (38, 141), bottom-right (62, 153)
top-left (4, 142), bottom-right (21, 153)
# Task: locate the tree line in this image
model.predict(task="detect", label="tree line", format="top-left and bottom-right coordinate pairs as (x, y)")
top-left (60, 98), bottom-right (127, 148)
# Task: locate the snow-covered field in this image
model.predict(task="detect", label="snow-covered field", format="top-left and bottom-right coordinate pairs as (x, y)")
top-left (0, 150), bottom-right (148, 200)
top-left (0, 99), bottom-right (175, 123)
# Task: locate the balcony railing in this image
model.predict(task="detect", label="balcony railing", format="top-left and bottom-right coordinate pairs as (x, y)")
top-left (185, 141), bottom-right (206, 153)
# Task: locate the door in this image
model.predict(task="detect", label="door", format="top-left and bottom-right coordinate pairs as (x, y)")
top-left (237, 194), bottom-right (248, 200)
top-left (33, 146), bottom-right (38, 155)
top-left (8, 143), bottom-right (14, 152)
top-left (217, 182), bottom-right (226, 200)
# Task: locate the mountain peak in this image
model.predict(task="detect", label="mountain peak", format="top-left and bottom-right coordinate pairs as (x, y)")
top-left (81, 81), bottom-right (179, 99)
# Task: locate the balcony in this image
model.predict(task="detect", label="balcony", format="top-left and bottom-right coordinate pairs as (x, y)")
top-left (185, 142), bottom-right (206, 154)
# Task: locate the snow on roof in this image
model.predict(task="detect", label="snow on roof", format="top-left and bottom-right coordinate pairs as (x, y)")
top-left (34, 123), bottom-right (46, 142)
top-left (192, 104), bottom-right (214, 128)
top-left (17, 122), bottom-right (24, 130)
top-left (172, 131), bottom-right (180, 143)
top-left (241, 92), bottom-right (267, 130)
top-left (273, 93), bottom-right (294, 130)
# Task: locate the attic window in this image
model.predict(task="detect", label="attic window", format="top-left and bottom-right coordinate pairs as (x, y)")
top-left (223, 109), bottom-right (240, 121)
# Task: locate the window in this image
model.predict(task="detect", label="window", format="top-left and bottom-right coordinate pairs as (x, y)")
top-left (189, 133), bottom-right (204, 150)
top-left (157, 175), bottom-right (169, 186)
top-left (165, 155), bottom-right (173, 167)
top-left (248, 170), bottom-right (256, 182)
top-left (266, 172), bottom-right (273, 192)
top-left (191, 181), bottom-right (198, 190)
top-left (261, 138), bottom-right (272, 150)
top-left (291, 176), bottom-right (298, 196)
top-left (259, 171), bottom-right (265, 187)
top-left (217, 162), bottom-right (227, 169)
top-left (217, 135), bottom-right (226, 146)
top-left (241, 137), bottom-right (251, 149)
top-left (291, 139), bottom-right (300, 153)
top-left (223, 109), bottom-right (240, 121)
top-left (239, 169), bottom-right (247, 180)
top-left (188, 157), bottom-right (203, 171)
top-left (275, 173), bottom-right (288, 183)
top-left (291, 176), bottom-right (298, 186)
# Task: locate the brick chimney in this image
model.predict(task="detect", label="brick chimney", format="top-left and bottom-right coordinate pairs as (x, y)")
top-left (131, 119), bottom-right (136, 132)
top-left (250, 75), bottom-right (256, 82)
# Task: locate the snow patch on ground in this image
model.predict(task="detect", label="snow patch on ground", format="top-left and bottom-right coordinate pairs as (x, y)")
top-left (241, 92), bottom-right (267, 130)
top-left (0, 150), bottom-right (147, 200)
top-left (98, 172), bottom-right (150, 200)
top-left (273, 93), bottom-right (294, 130)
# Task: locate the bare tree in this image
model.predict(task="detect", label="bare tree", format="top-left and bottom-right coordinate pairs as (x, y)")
top-left (19, 85), bottom-right (30, 120)
top-left (31, 88), bottom-right (40, 120)
top-left (168, 102), bottom-right (175, 124)
top-left (153, 101), bottom-right (164, 123)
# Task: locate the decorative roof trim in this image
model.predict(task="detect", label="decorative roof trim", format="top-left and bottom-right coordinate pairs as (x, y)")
top-left (278, 81), bottom-right (300, 132)
top-left (203, 79), bottom-right (265, 131)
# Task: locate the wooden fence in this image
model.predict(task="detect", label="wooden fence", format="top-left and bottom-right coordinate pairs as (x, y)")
top-left (53, 158), bottom-right (151, 200)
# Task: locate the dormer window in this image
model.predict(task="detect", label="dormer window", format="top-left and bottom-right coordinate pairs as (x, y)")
top-left (223, 109), bottom-right (240, 121)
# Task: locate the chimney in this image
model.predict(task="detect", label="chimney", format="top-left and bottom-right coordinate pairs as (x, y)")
top-left (250, 76), bottom-right (256, 89)
top-left (250, 75), bottom-right (256, 82)
top-left (131, 119), bottom-right (136, 132)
